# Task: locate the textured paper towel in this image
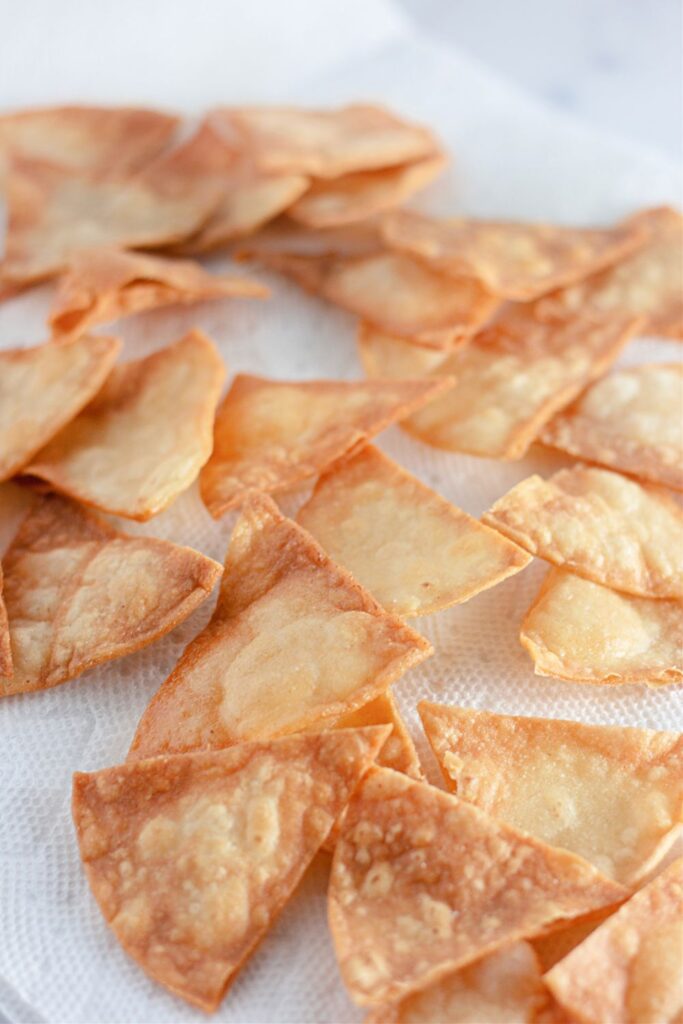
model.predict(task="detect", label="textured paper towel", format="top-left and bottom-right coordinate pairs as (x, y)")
top-left (0, 3), bottom-right (681, 1022)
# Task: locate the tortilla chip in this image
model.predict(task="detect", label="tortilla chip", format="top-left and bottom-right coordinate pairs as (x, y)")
top-left (545, 858), bottom-right (683, 1024)
top-left (73, 726), bottom-right (389, 1012)
top-left (297, 445), bottom-right (531, 616)
top-left (0, 333), bottom-right (120, 482)
top-left (537, 207), bottom-right (683, 338)
top-left (25, 330), bottom-right (224, 521)
top-left (520, 568), bottom-right (683, 686)
top-left (419, 702), bottom-right (683, 887)
top-left (333, 692), bottom-right (422, 780)
top-left (200, 373), bottom-right (454, 518)
top-left (129, 494), bottom-right (431, 759)
top-left (366, 941), bottom-right (546, 1024)
top-left (210, 104), bottom-right (438, 179)
top-left (541, 363), bottom-right (683, 492)
top-left (381, 209), bottom-right (646, 301)
top-left (0, 567), bottom-right (11, 678)
top-left (484, 466), bottom-right (683, 599)
top-left (358, 310), bottom-right (641, 459)
top-left (1, 494), bottom-right (222, 696)
top-left (328, 766), bottom-right (627, 1007)
top-left (49, 247), bottom-right (268, 340)
top-left (289, 152), bottom-right (447, 229)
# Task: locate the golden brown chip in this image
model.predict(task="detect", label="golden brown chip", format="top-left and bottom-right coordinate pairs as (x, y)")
top-left (545, 858), bottom-right (683, 1024)
top-left (210, 104), bottom-right (439, 179)
top-left (49, 247), bottom-right (268, 340)
top-left (0, 567), bottom-right (11, 678)
top-left (328, 766), bottom-right (627, 1007)
top-left (0, 333), bottom-right (120, 482)
top-left (484, 466), bottom-right (683, 599)
top-left (288, 152), bottom-right (447, 229)
top-left (541, 363), bottom-right (683, 492)
top-left (332, 691), bottom-right (422, 780)
top-left (521, 568), bottom-right (683, 686)
top-left (129, 494), bottom-right (431, 759)
top-left (1, 494), bottom-right (222, 696)
top-left (297, 445), bottom-right (531, 616)
top-left (358, 310), bottom-right (641, 459)
top-left (419, 702), bottom-right (683, 887)
top-left (73, 726), bottom-right (389, 1012)
top-left (25, 330), bottom-right (225, 521)
top-left (199, 373), bottom-right (454, 518)
top-left (366, 941), bottom-right (546, 1024)
top-left (381, 209), bottom-right (646, 301)
top-left (536, 206), bottom-right (683, 338)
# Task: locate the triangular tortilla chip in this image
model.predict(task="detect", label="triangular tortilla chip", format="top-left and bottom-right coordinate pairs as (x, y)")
top-left (537, 207), bottom-right (683, 338)
top-left (288, 152), bottom-right (446, 229)
top-left (129, 494), bottom-right (431, 759)
top-left (0, 333), bottom-right (120, 482)
top-left (358, 310), bottom-right (641, 459)
top-left (520, 568), bottom-right (683, 686)
top-left (484, 466), bottom-right (683, 599)
top-left (541, 363), bottom-right (683, 492)
top-left (545, 858), bottom-right (683, 1024)
top-left (381, 209), bottom-right (646, 300)
top-left (210, 104), bottom-right (438, 178)
top-left (49, 247), bottom-right (268, 340)
top-left (199, 373), bottom-right (454, 518)
top-left (1, 494), bottom-right (222, 696)
top-left (419, 702), bottom-right (683, 887)
top-left (73, 726), bottom-right (389, 1012)
top-left (25, 330), bottom-right (225, 521)
top-left (297, 445), bottom-right (531, 616)
top-left (328, 766), bottom-right (627, 1007)
top-left (0, 567), bottom-right (11, 678)
top-left (332, 691), bottom-right (422, 780)
top-left (366, 941), bottom-right (546, 1024)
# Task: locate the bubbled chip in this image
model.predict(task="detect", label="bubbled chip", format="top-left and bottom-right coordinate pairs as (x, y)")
top-left (128, 494), bottom-right (431, 759)
top-left (419, 702), bottom-right (683, 887)
top-left (72, 727), bottom-right (389, 1012)
top-left (484, 466), bottom-right (683, 599)
top-left (521, 568), bottom-right (683, 686)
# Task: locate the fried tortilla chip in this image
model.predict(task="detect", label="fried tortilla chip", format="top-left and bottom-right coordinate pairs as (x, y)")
top-left (328, 766), bottom-right (627, 1006)
top-left (541, 363), bottom-right (683, 492)
top-left (129, 494), bottom-right (431, 759)
top-left (0, 567), bottom-right (11, 678)
top-left (521, 568), bottom-right (683, 686)
top-left (49, 247), bottom-right (267, 340)
top-left (381, 210), bottom-right (646, 301)
top-left (210, 104), bottom-right (438, 179)
top-left (537, 207), bottom-right (683, 338)
top-left (332, 692), bottom-right (422, 780)
top-left (484, 466), bottom-right (683, 599)
top-left (73, 726), bottom-right (389, 1012)
top-left (419, 702), bottom-right (683, 887)
top-left (358, 310), bottom-right (641, 459)
top-left (25, 330), bottom-right (224, 521)
top-left (289, 153), bottom-right (446, 229)
top-left (545, 858), bottom-right (683, 1024)
top-left (199, 373), bottom-right (454, 518)
top-left (0, 333), bottom-right (120, 482)
top-left (366, 941), bottom-right (546, 1024)
top-left (297, 445), bottom-right (530, 616)
top-left (1, 494), bottom-right (221, 696)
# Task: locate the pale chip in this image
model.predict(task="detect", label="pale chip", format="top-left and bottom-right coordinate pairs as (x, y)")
top-left (541, 363), bottom-right (683, 492)
top-left (328, 766), bottom-right (627, 1007)
top-left (25, 330), bottom-right (225, 521)
top-left (0, 333), bottom-right (120, 482)
top-left (484, 466), bottom-right (683, 599)
top-left (1, 494), bottom-right (222, 696)
top-left (73, 727), bottom-right (389, 1012)
top-left (545, 858), bottom-right (683, 1024)
top-left (200, 373), bottom-right (454, 518)
top-left (0, 567), bottom-right (11, 678)
top-left (521, 568), bottom-right (683, 686)
top-left (128, 494), bottom-right (432, 759)
top-left (419, 701), bottom-right (683, 887)
top-left (297, 445), bottom-right (530, 616)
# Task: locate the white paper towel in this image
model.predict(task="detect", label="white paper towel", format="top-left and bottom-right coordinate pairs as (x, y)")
top-left (0, 3), bottom-right (681, 1021)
